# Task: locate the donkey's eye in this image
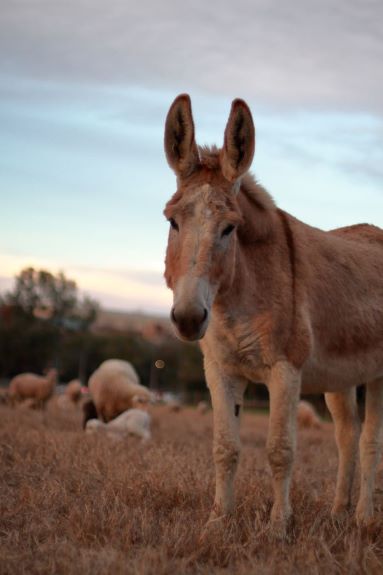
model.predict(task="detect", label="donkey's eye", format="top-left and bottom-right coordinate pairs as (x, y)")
top-left (169, 218), bottom-right (179, 231)
top-left (221, 224), bottom-right (235, 237)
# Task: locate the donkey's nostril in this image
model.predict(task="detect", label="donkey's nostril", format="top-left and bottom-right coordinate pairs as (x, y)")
top-left (170, 304), bottom-right (209, 340)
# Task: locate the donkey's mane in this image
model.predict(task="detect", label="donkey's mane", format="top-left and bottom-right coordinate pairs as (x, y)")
top-left (198, 145), bottom-right (275, 214)
top-left (241, 174), bottom-right (276, 213)
top-left (198, 145), bottom-right (221, 170)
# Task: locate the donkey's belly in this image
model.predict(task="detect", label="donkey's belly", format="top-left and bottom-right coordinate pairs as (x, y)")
top-left (301, 347), bottom-right (383, 393)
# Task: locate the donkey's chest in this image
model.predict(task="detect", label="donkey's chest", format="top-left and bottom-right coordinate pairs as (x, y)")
top-left (203, 317), bottom-right (271, 383)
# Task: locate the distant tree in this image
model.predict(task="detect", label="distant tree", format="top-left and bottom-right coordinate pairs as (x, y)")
top-left (0, 267), bottom-right (99, 377)
top-left (4, 267), bottom-right (99, 329)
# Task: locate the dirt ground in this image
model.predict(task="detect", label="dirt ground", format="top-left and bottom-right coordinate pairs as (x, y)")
top-left (1, 402), bottom-right (383, 574)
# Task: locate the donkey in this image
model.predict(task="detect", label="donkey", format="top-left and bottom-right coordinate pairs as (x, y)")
top-left (163, 94), bottom-right (383, 535)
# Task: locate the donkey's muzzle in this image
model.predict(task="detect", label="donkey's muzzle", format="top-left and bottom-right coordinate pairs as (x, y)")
top-left (171, 304), bottom-right (208, 341)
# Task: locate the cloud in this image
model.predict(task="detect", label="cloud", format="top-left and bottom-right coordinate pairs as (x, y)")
top-left (0, 1), bottom-right (382, 319)
top-left (0, 0), bottom-right (382, 114)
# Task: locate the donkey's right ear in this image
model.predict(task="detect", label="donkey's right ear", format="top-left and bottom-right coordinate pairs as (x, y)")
top-left (164, 94), bottom-right (200, 178)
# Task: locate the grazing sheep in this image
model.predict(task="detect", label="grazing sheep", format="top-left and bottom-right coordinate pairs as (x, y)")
top-left (197, 400), bottom-right (209, 414)
top-left (86, 408), bottom-right (151, 441)
top-left (297, 400), bottom-right (323, 430)
top-left (168, 400), bottom-right (182, 412)
top-left (9, 368), bottom-right (57, 408)
top-left (65, 379), bottom-right (82, 404)
top-left (84, 359), bottom-right (153, 426)
top-left (0, 388), bottom-right (9, 405)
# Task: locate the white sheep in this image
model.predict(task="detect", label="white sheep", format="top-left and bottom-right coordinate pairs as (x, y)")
top-left (84, 359), bottom-right (153, 425)
top-left (65, 379), bottom-right (82, 403)
top-left (8, 368), bottom-right (57, 408)
top-left (86, 408), bottom-right (151, 441)
top-left (297, 400), bottom-right (323, 429)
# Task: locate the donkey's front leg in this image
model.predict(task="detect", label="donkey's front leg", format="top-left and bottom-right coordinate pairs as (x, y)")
top-left (205, 359), bottom-right (246, 523)
top-left (267, 361), bottom-right (301, 535)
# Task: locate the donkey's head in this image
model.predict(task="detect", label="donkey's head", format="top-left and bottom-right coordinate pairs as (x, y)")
top-left (163, 94), bottom-right (255, 341)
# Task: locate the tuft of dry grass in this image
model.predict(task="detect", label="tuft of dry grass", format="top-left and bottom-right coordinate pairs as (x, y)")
top-left (1, 403), bottom-right (383, 574)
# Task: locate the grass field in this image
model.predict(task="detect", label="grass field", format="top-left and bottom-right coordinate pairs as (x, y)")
top-left (1, 403), bottom-right (383, 574)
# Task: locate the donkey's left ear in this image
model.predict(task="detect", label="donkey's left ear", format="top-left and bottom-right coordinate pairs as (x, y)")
top-left (220, 99), bottom-right (255, 182)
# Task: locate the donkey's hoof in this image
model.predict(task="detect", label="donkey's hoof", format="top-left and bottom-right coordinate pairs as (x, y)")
top-left (269, 519), bottom-right (288, 541)
top-left (269, 505), bottom-right (291, 540)
top-left (199, 510), bottom-right (228, 543)
top-left (355, 504), bottom-right (374, 529)
top-left (331, 503), bottom-right (350, 523)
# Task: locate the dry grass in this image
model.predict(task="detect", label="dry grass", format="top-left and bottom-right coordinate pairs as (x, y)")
top-left (1, 403), bottom-right (383, 574)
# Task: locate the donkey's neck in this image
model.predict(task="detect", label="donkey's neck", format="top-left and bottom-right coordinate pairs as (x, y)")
top-left (214, 177), bottom-right (289, 318)
top-left (236, 175), bottom-right (277, 244)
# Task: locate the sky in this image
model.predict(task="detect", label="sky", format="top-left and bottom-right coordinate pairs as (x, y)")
top-left (1, 0), bottom-right (382, 315)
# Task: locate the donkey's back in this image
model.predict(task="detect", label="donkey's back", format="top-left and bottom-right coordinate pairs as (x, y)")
top-left (330, 222), bottom-right (383, 244)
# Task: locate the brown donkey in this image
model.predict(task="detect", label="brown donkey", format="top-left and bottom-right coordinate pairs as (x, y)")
top-left (163, 94), bottom-right (383, 535)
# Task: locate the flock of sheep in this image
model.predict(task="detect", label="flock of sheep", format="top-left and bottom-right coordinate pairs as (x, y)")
top-left (5, 360), bottom-right (155, 440)
top-left (3, 360), bottom-right (324, 442)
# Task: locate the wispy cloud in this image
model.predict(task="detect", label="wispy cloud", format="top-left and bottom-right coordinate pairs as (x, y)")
top-left (258, 111), bottom-right (383, 185)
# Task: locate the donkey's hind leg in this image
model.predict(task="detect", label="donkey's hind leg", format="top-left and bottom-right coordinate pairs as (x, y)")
top-left (356, 378), bottom-right (383, 526)
top-left (325, 388), bottom-right (360, 518)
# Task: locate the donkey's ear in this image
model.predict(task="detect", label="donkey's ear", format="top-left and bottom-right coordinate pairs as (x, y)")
top-left (164, 94), bottom-right (200, 178)
top-left (221, 99), bottom-right (255, 182)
